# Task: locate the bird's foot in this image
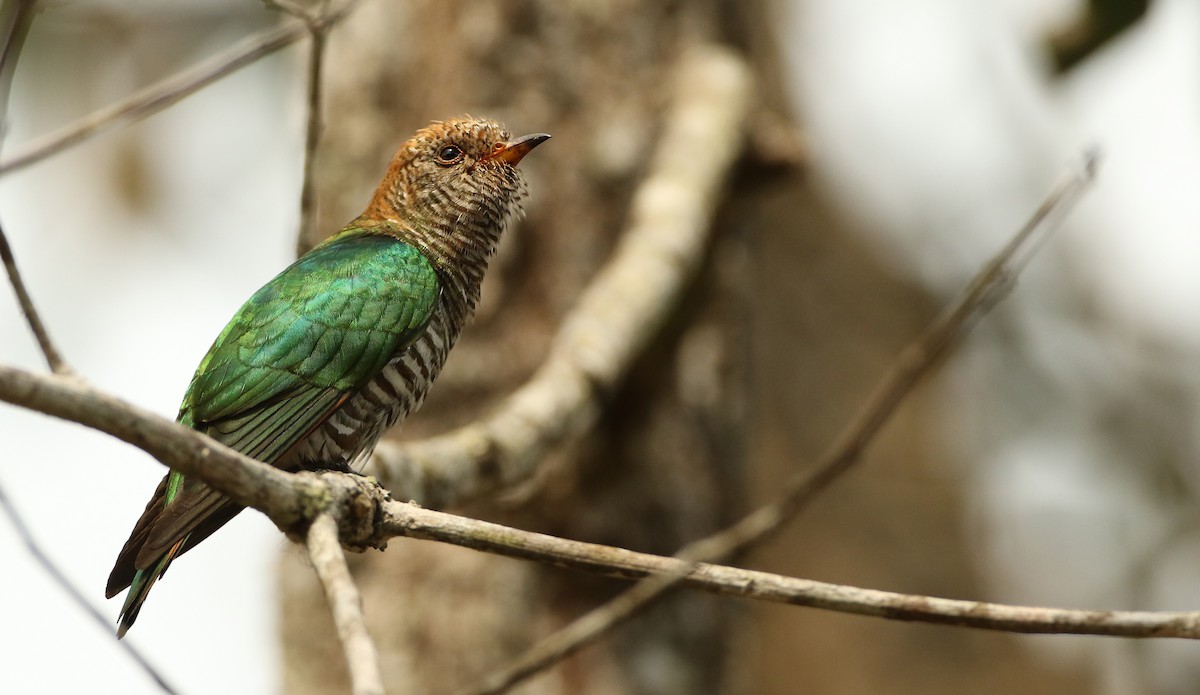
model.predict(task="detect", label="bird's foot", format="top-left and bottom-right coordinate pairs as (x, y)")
top-left (302, 460), bottom-right (358, 475)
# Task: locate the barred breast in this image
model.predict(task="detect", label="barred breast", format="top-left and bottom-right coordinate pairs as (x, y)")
top-left (290, 300), bottom-right (459, 470)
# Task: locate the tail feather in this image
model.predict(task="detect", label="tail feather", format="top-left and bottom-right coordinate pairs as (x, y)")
top-left (108, 471), bottom-right (244, 637)
top-left (106, 475), bottom-right (170, 598)
top-left (116, 538), bottom-right (186, 639)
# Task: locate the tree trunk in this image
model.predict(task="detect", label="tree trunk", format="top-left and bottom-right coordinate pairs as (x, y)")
top-left (279, 2), bottom-right (775, 692)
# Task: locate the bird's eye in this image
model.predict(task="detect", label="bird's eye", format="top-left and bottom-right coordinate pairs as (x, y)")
top-left (437, 145), bottom-right (463, 164)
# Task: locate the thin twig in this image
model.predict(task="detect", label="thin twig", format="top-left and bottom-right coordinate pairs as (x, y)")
top-left (466, 153), bottom-right (1101, 694)
top-left (296, 19), bottom-right (327, 255)
top-left (380, 499), bottom-right (1200, 637)
top-left (0, 1), bottom-right (74, 376)
top-left (0, 0), bottom-right (36, 144)
top-left (0, 0), bottom-right (359, 177)
top-left (265, 0), bottom-right (334, 255)
top-left (264, 0), bottom-right (315, 17)
top-left (0, 478), bottom-right (180, 694)
top-left (306, 513), bottom-right (385, 695)
top-left (0, 217), bottom-right (73, 374)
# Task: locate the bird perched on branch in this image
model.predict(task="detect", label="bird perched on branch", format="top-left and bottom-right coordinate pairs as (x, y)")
top-left (106, 117), bottom-right (549, 637)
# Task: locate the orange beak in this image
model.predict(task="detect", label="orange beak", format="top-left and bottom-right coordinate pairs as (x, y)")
top-left (482, 133), bottom-right (551, 165)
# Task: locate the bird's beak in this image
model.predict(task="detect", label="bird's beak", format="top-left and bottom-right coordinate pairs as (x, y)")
top-left (483, 133), bottom-right (551, 165)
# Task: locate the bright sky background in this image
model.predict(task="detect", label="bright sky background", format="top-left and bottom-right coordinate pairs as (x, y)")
top-left (0, 15), bottom-right (298, 694)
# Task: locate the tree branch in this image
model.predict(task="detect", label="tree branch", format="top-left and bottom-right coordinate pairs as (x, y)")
top-left (465, 151), bottom-right (1101, 692)
top-left (0, 217), bottom-right (73, 375)
top-left (379, 500), bottom-right (1200, 639)
top-left (0, 364), bottom-right (311, 529)
top-left (0, 2), bottom-right (74, 376)
top-left (368, 45), bottom-right (755, 508)
top-left (0, 1), bottom-right (359, 177)
top-left (0, 0), bottom-right (35, 142)
top-left (305, 512), bottom-right (384, 695)
top-left (264, 0), bottom-right (337, 256)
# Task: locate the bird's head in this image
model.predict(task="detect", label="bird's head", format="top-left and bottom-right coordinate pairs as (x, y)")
top-left (358, 116), bottom-right (549, 315)
top-left (366, 117), bottom-right (550, 244)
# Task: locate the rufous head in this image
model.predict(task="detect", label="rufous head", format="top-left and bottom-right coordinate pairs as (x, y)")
top-left (366, 117), bottom-right (550, 229)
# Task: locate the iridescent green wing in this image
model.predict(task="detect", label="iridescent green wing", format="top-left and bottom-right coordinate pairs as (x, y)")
top-left (131, 230), bottom-right (438, 568)
top-left (184, 230), bottom-right (438, 450)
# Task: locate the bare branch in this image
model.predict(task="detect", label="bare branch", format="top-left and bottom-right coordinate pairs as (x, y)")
top-left (294, 19), bottom-right (326, 255)
top-left (265, 0), bottom-right (317, 18)
top-left (265, 0), bottom-right (338, 255)
top-left (368, 45), bottom-right (755, 508)
top-left (0, 218), bottom-right (73, 375)
top-left (380, 500), bottom-right (1200, 639)
top-left (0, 0), bottom-right (35, 142)
top-left (0, 364), bottom-right (310, 529)
top-left (466, 152), bottom-right (1101, 692)
top-left (305, 513), bottom-right (385, 695)
top-left (0, 1), bottom-right (359, 177)
top-left (0, 1), bottom-right (76, 376)
top-left (0, 479), bottom-right (179, 694)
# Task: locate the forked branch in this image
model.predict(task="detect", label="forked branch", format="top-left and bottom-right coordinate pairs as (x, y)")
top-left (306, 513), bottom-right (385, 695)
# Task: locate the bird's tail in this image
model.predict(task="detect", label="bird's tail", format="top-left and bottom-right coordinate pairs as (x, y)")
top-left (115, 537), bottom-right (186, 639)
top-left (108, 471), bottom-right (242, 637)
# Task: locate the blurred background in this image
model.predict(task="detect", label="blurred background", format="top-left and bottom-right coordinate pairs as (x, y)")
top-left (2, 0), bottom-right (1199, 693)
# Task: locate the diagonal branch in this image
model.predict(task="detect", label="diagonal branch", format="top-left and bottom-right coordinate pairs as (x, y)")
top-left (380, 499), bottom-right (1200, 638)
top-left (306, 512), bottom-right (385, 695)
top-left (1, 217), bottom-right (73, 375)
top-left (466, 151), bottom-right (1100, 693)
top-left (368, 45), bottom-right (754, 508)
top-left (0, 0), bottom-right (359, 177)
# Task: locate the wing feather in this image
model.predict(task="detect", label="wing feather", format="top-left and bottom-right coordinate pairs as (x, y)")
top-left (116, 229), bottom-right (442, 585)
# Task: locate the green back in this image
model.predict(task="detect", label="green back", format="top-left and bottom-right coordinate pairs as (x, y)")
top-left (178, 228), bottom-right (439, 475)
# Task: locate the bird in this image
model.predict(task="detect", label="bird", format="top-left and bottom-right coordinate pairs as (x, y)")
top-left (106, 116), bottom-right (549, 637)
